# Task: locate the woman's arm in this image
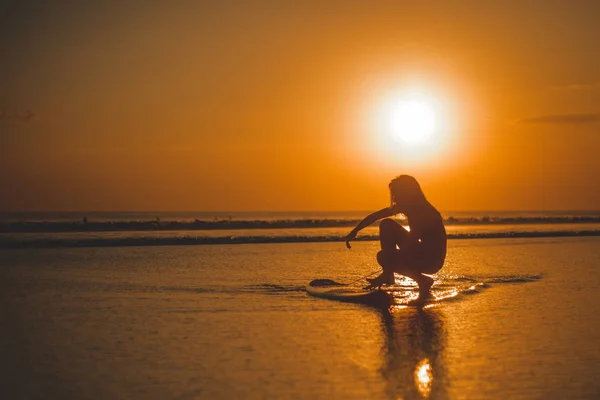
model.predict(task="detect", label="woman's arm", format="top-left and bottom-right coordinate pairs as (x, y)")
top-left (345, 207), bottom-right (395, 248)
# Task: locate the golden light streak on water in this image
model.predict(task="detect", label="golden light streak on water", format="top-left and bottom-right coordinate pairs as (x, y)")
top-left (414, 358), bottom-right (433, 398)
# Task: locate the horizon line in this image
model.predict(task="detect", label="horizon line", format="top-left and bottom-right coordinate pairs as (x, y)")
top-left (1, 209), bottom-right (599, 214)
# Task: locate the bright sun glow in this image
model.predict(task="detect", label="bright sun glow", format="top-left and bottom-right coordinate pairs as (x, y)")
top-left (366, 86), bottom-right (457, 169)
top-left (389, 100), bottom-right (436, 144)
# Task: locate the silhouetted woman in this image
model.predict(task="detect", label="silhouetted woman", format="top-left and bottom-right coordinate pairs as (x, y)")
top-left (345, 175), bottom-right (446, 299)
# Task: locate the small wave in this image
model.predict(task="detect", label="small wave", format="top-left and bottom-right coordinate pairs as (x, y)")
top-left (1, 231), bottom-right (599, 249)
top-left (439, 274), bottom-right (541, 286)
top-left (412, 274), bottom-right (539, 306)
top-left (483, 275), bottom-right (543, 284)
top-left (240, 283), bottom-right (306, 294)
top-left (434, 276), bottom-right (479, 285)
top-left (308, 279), bottom-right (347, 287)
top-left (194, 287), bottom-right (219, 294)
top-left (390, 282), bottom-right (487, 307)
top-left (462, 282), bottom-right (488, 293)
top-left (1, 215), bottom-right (599, 233)
top-left (392, 274), bottom-right (539, 306)
top-left (370, 276), bottom-right (490, 306)
top-left (432, 280), bottom-right (486, 299)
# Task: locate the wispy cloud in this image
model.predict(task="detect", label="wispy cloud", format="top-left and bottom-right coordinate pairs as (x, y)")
top-left (0, 110), bottom-right (35, 122)
top-left (517, 113), bottom-right (600, 125)
top-left (551, 82), bottom-right (600, 91)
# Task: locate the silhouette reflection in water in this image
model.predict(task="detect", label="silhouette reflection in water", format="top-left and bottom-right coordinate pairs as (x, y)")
top-left (379, 307), bottom-right (447, 399)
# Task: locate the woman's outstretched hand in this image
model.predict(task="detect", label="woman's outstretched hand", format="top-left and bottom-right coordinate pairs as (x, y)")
top-left (345, 231), bottom-right (357, 249)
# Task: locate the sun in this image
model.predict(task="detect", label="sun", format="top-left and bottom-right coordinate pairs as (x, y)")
top-left (364, 87), bottom-right (455, 168)
top-left (389, 100), bottom-right (437, 144)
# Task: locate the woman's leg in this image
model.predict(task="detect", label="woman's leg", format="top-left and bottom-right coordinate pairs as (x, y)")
top-left (378, 218), bottom-right (410, 251)
top-left (368, 219), bottom-right (410, 287)
top-left (375, 218), bottom-right (433, 297)
top-left (376, 249), bottom-right (434, 297)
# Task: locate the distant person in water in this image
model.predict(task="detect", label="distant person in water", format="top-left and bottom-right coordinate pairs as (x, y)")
top-left (345, 175), bottom-right (447, 299)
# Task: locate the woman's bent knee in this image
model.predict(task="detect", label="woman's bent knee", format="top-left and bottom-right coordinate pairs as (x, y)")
top-left (379, 218), bottom-right (409, 238)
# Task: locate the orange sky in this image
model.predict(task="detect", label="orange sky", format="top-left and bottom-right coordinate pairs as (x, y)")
top-left (2, 1), bottom-right (599, 212)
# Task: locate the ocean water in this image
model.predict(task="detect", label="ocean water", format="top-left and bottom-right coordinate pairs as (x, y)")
top-left (2, 210), bottom-right (598, 223)
top-left (1, 210), bottom-right (599, 249)
top-left (1, 236), bottom-right (599, 399)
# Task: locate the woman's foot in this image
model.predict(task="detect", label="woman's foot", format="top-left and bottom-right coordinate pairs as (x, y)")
top-left (365, 271), bottom-right (395, 290)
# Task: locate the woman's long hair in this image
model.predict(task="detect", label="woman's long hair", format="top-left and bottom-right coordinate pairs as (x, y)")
top-left (389, 175), bottom-right (427, 208)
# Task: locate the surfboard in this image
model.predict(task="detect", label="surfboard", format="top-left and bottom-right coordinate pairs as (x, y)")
top-left (306, 279), bottom-right (395, 308)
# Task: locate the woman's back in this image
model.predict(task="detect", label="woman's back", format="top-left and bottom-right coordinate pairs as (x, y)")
top-left (404, 202), bottom-right (447, 265)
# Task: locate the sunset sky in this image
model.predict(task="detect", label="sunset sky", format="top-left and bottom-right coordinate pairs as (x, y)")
top-left (2, 1), bottom-right (599, 212)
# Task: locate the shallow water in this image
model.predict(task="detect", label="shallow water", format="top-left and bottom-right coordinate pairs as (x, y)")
top-left (1, 237), bottom-right (599, 399)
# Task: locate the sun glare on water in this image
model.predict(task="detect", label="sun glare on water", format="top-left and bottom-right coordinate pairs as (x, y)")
top-left (414, 358), bottom-right (433, 397)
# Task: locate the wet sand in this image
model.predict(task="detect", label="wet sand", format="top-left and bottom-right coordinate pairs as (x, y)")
top-left (1, 237), bottom-right (599, 399)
